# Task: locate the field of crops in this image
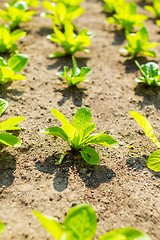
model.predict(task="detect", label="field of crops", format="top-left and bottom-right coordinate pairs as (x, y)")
top-left (0, 0), bottom-right (160, 239)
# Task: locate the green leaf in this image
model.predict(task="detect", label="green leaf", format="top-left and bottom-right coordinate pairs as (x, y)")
top-left (11, 29), bottom-right (26, 43)
top-left (63, 204), bottom-right (97, 240)
top-left (0, 98), bottom-right (8, 117)
top-left (147, 150), bottom-right (160, 172)
top-left (72, 56), bottom-right (79, 75)
top-left (144, 6), bottom-right (156, 16)
top-left (80, 146), bottom-right (100, 165)
top-left (0, 57), bottom-right (7, 66)
top-left (98, 227), bottom-right (151, 240)
top-left (84, 133), bottom-right (119, 148)
top-left (7, 54), bottom-right (28, 72)
top-left (0, 221), bottom-right (5, 235)
top-left (72, 107), bottom-right (92, 134)
top-left (142, 50), bottom-right (157, 58)
top-left (0, 132), bottom-right (21, 146)
top-left (32, 210), bottom-right (64, 240)
top-left (49, 52), bottom-right (66, 58)
top-left (61, 122), bottom-right (75, 142)
top-left (51, 108), bottom-right (71, 125)
top-left (42, 126), bottom-right (69, 142)
top-left (83, 123), bottom-right (96, 139)
top-left (129, 111), bottom-right (160, 148)
top-left (140, 62), bottom-right (159, 78)
top-left (0, 117), bottom-right (25, 132)
top-left (79, 67), bottom-right (92, 77)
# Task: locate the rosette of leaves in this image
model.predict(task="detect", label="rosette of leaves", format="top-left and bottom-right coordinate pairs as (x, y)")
top-left (0, 23), bottom-right (26, 53)
top-left (33, 204), bottom-right (151, 240)
top-left (6, 0), bottom-right (40, 8)
top-left (103, 0), bottom-right (126, 13)
top-left (120, 27), bottom-right (159, 58)
top-left (47, 22), bottom-right (92, 57)
top-left (0, 222), bottom-right (5, 236)
top-left (42, 107), bottom-right (118, 165)
top-left (130, 111), bottom-right (160, 172)
top-left (0, 53), bottom-right (28, 84)
top-left (41, 1), bottom-right (84, 29)
top-left (0, 98), bottom-right (25, 147)
top-left (0, 1), bottom-right (36, 28)
top-left (107, 1), bottom-right (148, 32)
top-left (135, 60), bottom-right (160, 86)
top-left (56, 56), bottom-right (92, 86)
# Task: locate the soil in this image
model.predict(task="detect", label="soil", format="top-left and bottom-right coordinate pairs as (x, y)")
top-left (0, 0), bottom-right (160, 239)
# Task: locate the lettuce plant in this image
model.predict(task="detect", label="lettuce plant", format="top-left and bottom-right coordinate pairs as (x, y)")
top-left (0, 98), bottom-right (25, 147)
top-left (107, 1), bottom-right (148, 32)
top-left (0, 53), bottom-right (28, 84)
top-left (56, 56), bottom-right (91, 86)
top-left (0, 222), bottom-right (5, 235)
top-left (135, 61), bottom-right (160, 86)
top-left (130, 111), bottom-right (160, 172)
top-left (41, 1), bottom-right (84, 28)
top-left (120, 27), bottom-right (159, 58)
top-left (6, 0), bottom-right (40, 8)
top-left (33, 204), bottom-right (151, 240)
top-left (47, 22), bottom-right (92, 57)
top-left (0, 23), bottom-right (26, 53)
top-left (42, 107), bottom-right (118, 165)
top-left (144, 0), bottom-right (160, 17)
top-left (103, 0), bottom-right (126, 13)
top-left (0, 1), bottom-right (36, 28)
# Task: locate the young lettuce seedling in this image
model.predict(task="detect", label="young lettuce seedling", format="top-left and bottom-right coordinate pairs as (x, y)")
top-left (107, 1), bottom-right (148, 32)
top-left (33, 204), bottom-right (151, 240)
top-left (41, 1), bottom-right (84, 29)
top-left (120, 27), bottom-right (159, 58)
top-left (0, 23), bottom-right (26, 53)
top-left (42, 107), bottom-right (118, 165)
top-left (0, 53), bottom-right (28, 84)
top-left (103, 0), bottom-right (126, 13)
top-left (47, 21), bottom-right (92, 57)
top-left (144, 0), bottom-right (160, 17)
top-left (0, 98), bottom-right (25, 147)
top-left (0, 1), bottom-right (36, 28)
top-left (135, 60), bottom-right (160, 86)
top-left (0, 222), bottom-right (5, 235)
top-left (56, 56), bottom-right (92, 86)
top-left (6, 0), bottom-right (40, 8)
top-left (130, 111), bottom-right (160, 172)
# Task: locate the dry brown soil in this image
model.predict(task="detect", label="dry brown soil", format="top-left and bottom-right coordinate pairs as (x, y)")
top-left (0, 0), bottom-right (160, 239)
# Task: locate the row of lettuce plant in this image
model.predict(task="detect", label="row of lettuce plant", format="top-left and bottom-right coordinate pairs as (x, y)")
top-left (41, 0), bottom-right (93, 58)
top-left (0, 95), bottom-right (159, 171)
top-left (0, 0), bottom-right (159, 238)
top-left (0, 0), bottom-right (159, 184)
top-left (0, 204), bottom-right (151, 239)
top-left (103, 0), bottom-right (159, 58)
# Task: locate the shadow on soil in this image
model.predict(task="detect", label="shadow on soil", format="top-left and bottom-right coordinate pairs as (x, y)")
top-left (35, 151), bottom-right (116, 192)
top-left (54, 86), bottom-right (88, 107)
top-left (0, 83), bottom-right (24, 102)
top-left (134, 85), bottom-right (160, 110)
top-left (126, 155), bottom-right (147, 171)
top-left (47, 57), bottom-right (91, 72)
top-left (36, 27), bottom-right (53, 36)
top-left (108, 29), bottom-right (126, 45)
top-left (0, 150), bottom-right (16, 188)
top-left (126, 155), bottom-right (160, 177)
top-left (123, 57), bottom-right (153, 74)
